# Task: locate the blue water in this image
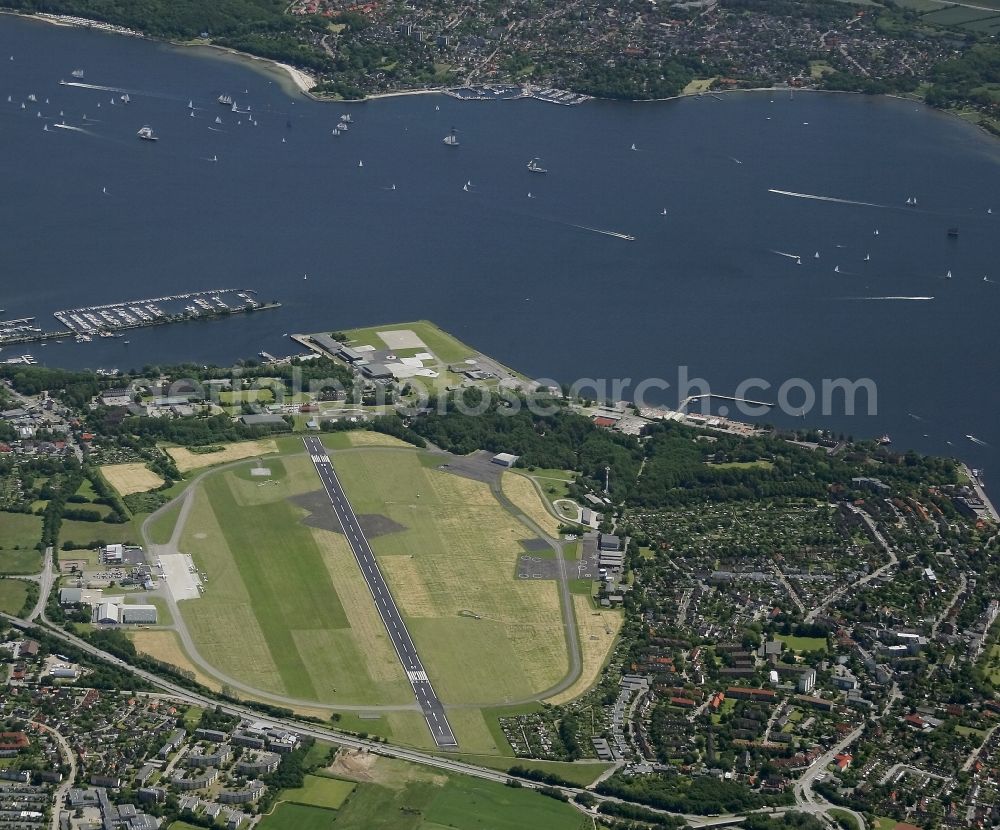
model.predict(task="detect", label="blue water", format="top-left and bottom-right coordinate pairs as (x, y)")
top-left (1, 15), bottom-right (998, 475)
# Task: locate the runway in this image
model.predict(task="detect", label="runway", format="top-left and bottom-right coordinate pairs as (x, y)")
top-left (303, 437), bottom-right (457, 748)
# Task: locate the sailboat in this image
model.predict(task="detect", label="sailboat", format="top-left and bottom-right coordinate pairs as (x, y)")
top-left (527, 192), bottom-right (533, 199)
top-left (303, 274), bottom-right (308, 280)
top-left (102, 186), bottom-right (107, 194)
top-left (945, 270), bottom-right (952, 279)
top-left (435, 104), bottom-right (440, 111)
top-left (834, 266), bottom-right (840, 273)
top-left (661, 208), bottom-right (667, 216)
top-left (211, 155), bottom-right (218, 162)
top-left (864, 254), bottom-right (870, 262)
top-left (443, 127), bottom-right (459, 147)
top-left (874, 229), bottom-right (879, 236)
top-left (27, 93), bottom-right (36, 102)
top-left (281, 137), bottom-right (286, 143)
top-left (214, 115), bottom-right (222, 124)
top-left (188, 100), bottom-right (194, 109)
top-left (526, 157), bottom-right (547, 174)
top-left (814, 251), bottom-right (819, 259)
top-left (71, 69), bottom-right (84, 79)
top-left (42, 124), bottom-right (49, 131)
top-left (120, 94), bottom-right (130, 104)
top-left (332, 128), bottom-right (340, 136)
top-left (796, 257), bottom-right (802, 265)
top-left (358, 160), bottom-right (363, 168)
top-left (463, 181), bottom-right (470, 192)
top-left (136, 125), bottom-right (158, 141)
top-left (630, 143), bottom-right (637, 151)
top-left (390, 184), bottom-right (396, 190)
top-left (190, 110), bottom-right (195, 117)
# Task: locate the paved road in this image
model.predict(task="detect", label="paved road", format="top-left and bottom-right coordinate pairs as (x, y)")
top-left (32, 719), bottom-right (75, 830)
top-left (303, 436), bottom-right (457, 748)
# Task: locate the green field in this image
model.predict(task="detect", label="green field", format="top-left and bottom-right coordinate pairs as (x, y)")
top-left (343, 320), bottom-right (477, 365)
top-left (0, 548), bottom-right (41, 575)
top-left (0, 512), bottom-right (42, 548)
top-left (259, 803), bottom-right (336, 830)
top-left (333, 448), bottom-right (569, 705)
top-left (777, 635), bottom-right (828, 653)
top-left (177, 454), bottom-right (412, 705)
top-left (285, 775), bottom-right (356, 809)
top-left (0, 579), bottom-right (30, 615)
top-left (331, 760), bottom-right (588, 830)
top-left (147, 499), bottom-right (183, 545)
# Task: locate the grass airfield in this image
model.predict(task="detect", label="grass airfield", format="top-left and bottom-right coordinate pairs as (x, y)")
top-left (173, 440), bottom-right (572, 748)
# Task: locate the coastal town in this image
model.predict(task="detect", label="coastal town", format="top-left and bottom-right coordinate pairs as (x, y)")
top-left (1, 319), bottom-right (999, 830)
top-left (11, 0), bottom-right (1000, 130)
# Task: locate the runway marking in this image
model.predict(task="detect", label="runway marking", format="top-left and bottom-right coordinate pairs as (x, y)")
top-left (303, 438), bottom-right (458, 748)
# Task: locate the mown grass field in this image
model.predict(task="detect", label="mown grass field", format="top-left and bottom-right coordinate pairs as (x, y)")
top-left (99, 463), bottom-right (164, 496)
top-left (326, 754), bottom-right (588, 830)
top-left (0, 579), bottom-right (29, 615)
top-left (333, 448), bottom-right (569, 705)
top-left (501, 472), bottom-right (562, 537)
top-left (285, 774), bottom-right (356, 809)
top-left (777, 635), bottom-right (828, 653)
top-left (176, 455), bottom-right (412, 705)
top-left (343, 320), bottom-right (476, 365)
top-left (0, 512), bottom-right (42, 548)
top-left (167, 439), bottom-right (279, 473)
top-left (0, 548), bottom-right (41, 575)
top-left (259, 803), bottom-right (336, 830)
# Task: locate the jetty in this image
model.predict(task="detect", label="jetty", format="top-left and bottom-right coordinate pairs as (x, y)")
top-left (1, 288), bottom-right (280, 347)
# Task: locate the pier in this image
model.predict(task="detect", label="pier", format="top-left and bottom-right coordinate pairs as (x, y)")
top-left (53, 288), bottom-right (279, 341)
top-left (679, 394), bottom-right (776, 411)
top-left (0, 288), bottom-right (280, 347)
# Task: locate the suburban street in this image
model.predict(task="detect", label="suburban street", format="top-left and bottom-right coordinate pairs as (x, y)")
top-left (303, 436), bottom-right (458, 748)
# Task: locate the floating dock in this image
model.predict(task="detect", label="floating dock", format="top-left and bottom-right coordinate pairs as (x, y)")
top-left (53, 288), bottom-right (279, 341)
top-left (0, 288), bottom-right (279, 347)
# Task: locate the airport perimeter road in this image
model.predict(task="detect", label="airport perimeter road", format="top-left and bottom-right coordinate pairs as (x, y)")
top-left (303, 437), bottom-right (458, 748)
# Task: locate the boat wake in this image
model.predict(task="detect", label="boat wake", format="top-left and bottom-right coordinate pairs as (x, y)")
top-left (843, 296), bottom-right (935, 301)
top-left (570, 223), bottom-right (636, 241)
top-left (50, 123), bottom-right (89, 134)
top-left (769, 189), bottom-right (893, 210)
top-left (967, 435), bottom-right (990, 447)
top-left (770, 250), bottom-right (800, 261)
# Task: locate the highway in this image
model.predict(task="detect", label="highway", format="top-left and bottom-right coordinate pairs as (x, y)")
top-left (302, 436), bottom-right (457, 748)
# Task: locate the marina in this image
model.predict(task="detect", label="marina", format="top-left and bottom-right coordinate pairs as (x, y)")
top-left (53, 289), bottom-right (276, 340)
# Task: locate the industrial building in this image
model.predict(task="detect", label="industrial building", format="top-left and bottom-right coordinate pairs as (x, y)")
top-left (491, 452), bottom-right (520, 467)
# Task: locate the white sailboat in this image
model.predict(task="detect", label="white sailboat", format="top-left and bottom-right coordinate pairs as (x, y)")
top-left (661, 208), bottom-right (667, 216)
top-left (188, 100), bottom-right (194, 109)
top-left (945, 270), bottom-right (952, 279)
top-left (864, 253), bottom-right (870, 262)
top-left (215, 115), bottom-right (222, 124)
top-left (834, 265), bottom-right (840, 273)
top-left (136, 125), bottom-right (158, 141)
top-left (526, 157), bottom-right (547, 173)
top-left (814, 251), bottom-right (819, 259)
top-left (630, 143), bottom-right (637, 151)
top-left (443, 127), bottom-right (459, 146)
top-left (358, 160), bottom-right (363, 168)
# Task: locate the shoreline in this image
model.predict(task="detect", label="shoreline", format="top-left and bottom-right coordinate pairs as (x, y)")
top-left (3, 6), bottom-right (996, 141)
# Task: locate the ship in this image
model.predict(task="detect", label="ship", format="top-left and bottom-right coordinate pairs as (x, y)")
top-left (442, 127), bottom-right (459, 147)
top-left (71, 69), bottom-right (84, 79)
top-left (218, 94), bottom-right (233, 106)
top-left (136, 125), bottom-right (158, 141)
top-left (526, 157), bottom-right (547, 173)
top-left (876, 434), bottom-right (892, 446)
top-left (340, 113), bottom-right (353, 123)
